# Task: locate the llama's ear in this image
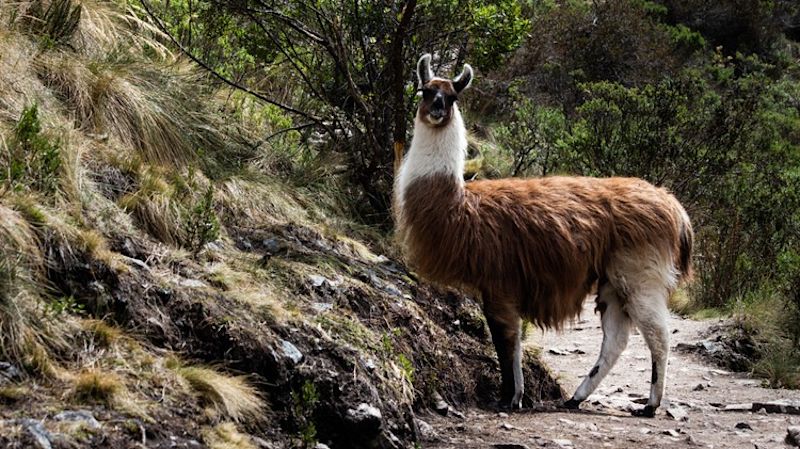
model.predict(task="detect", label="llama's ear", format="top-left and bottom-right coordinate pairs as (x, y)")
top-left (417, 54), bottom-right (433, 88)
top-left (453, 64), bottom-right (473, 93)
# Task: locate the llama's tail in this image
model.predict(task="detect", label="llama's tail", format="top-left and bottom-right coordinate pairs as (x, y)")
top-left (677, 207), bottom-right (694, 282)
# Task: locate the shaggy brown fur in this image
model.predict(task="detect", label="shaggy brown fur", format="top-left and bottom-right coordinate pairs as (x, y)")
top-left (398, 174), bottom-right (692, 329)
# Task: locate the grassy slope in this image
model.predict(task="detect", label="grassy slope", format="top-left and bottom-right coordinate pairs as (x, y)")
top-left (0, 2), bottom-right (561, 448)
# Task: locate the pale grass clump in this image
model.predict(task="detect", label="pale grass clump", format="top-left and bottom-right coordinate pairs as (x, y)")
top-left (216, 178), bottom-right (310, 227)
top-left (76, 0), bottom-right (171, 59)
top-left (71, 368), bottom-right (123, 406)
top-left (0, 205), bottom-right (54, 368)
top-left (119, 169), bottom-right (185, 245)
top-left (201, 423), bottom-right (257, 449)
top-left (177, 366), bottom-right (265, 423)
top-left (82, 318), bottom-right (122, 348)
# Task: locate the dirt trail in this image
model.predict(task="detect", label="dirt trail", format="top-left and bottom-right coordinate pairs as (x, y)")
top-left (425, 301), bottom-right (800, 448)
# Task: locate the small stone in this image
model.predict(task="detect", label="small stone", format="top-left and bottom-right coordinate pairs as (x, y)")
top-left (723, 403), bottom-right (753, 412)
top-left (552, 439), bottom-right (573, 447)
top-left (0, 362), bottom-right (21, 382)
top-left (314, 444), bottom-right (331, 449)
top-left (54, 410), bottom-right (101, 429)
top-left (735, 422), bottom-right (753, 430)
top-left (666, 405), bottom-right (689, 421)
top-left (788, 427), bottom-right (800, 447)
top-left (347, 403), bottom-right (382, 423)
top-left (280, 340), bottom-right (303, 365)
top-left (20, 419), bottom-right (52, 449)
top-left (308, 275), bottom-right (327, 287)
top-left (498, 412), bottom-right (509, 418)
top-left (178, 278), bottom-right (207, 288)
top-left (500, 422), bottom-right (515, 430)
top-left (756, 407), bottom-right (768, 415)
top-left (415, 419), bottom-right (437, 441)
top-left (311, 302), bottom-right (333, 313)
top-left (692, 383), bottom-right (705, 391)
top-left (754, 400), bottom-right (800, 415)
top-left (662, 429), bottom-right (682, 437)
top-left (432, 391), bottom-right (449, 416)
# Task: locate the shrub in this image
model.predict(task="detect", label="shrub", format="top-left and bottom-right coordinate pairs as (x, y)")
top-left (185, 186), bottom-right (220, 253)
top-left (1, 105), bottom-right (62, 195)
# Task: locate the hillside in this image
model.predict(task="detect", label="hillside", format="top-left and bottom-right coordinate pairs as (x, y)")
top-left (0, 2), bottom-right (562, 448)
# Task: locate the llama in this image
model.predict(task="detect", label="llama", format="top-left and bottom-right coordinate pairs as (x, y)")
top-left (394, 54), bottom-right (693, 416)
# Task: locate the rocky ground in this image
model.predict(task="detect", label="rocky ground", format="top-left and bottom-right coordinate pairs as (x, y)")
top-left (423, 301), bottom-right (800, 449)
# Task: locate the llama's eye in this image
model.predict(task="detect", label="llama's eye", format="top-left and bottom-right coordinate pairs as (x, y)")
top-left (422, 88), bottom-right (436, 100)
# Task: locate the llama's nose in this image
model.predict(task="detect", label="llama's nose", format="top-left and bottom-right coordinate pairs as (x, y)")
top-left (433, 93), bottom-right (445, 110)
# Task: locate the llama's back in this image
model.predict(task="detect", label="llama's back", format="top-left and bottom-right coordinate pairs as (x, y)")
top-left (463, 176), bottom-right (692, 326)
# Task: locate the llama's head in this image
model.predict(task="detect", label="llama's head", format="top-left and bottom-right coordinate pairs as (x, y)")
top-left (416, 54), bottom-right (472, 128)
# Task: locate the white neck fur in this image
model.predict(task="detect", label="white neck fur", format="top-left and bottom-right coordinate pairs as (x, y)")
top-left (395, 105), bottom-right (467, 210)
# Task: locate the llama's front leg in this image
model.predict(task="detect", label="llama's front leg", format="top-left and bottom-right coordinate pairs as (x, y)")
top-left (564, 285), bottom-right (631, 409)
top-left (483, 297), bottom-right (523, 409)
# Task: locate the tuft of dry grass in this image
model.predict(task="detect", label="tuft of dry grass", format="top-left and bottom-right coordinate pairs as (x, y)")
top-left (77, 0), bottom-right (171, 58)
top-left (201, 423), bottom-right (257, 449)
top-left (178, 366), bottom-right (265, 423)
top-left (118, 168), bottom-right (184, 245)
top-left (0, 386), bottom-right (28, 404)
top-left (72, 369), bottom-right (122, 406)
top-left (82, 319), bottom-right (121, 348)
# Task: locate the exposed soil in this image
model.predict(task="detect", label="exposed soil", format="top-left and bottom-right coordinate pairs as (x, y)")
top-left (424, 301), bottom-right (800, 448)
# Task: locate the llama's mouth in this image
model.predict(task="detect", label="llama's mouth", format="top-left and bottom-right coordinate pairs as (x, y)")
top-left (428, 113), bottom-right (445, 124)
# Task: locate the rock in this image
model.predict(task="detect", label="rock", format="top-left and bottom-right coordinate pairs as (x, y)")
top-left (54, 410), bottom-right (101, 429)
top-left (314, 444), bottom-right (331, 449)
top-left (662, 429), bottom-right (682, 437)
top-left (279, 340), bottom-right (303, 365)
top-left (309, 275), bottom-right (328, 288)
top-left (552, 439), bottom-right (574, 447)
top-left (20, 419), bottom-right (52, 449)
top-left (666, 405), bottom-right (689, 421)
top-left (500, 422), bottom-right (516, 430)
top-left (383, 282), bottom-right (402, 297)
top-left (692, 383), bottom-right (705, 391)
top-left (311, 302), bottom-right (333, 313)
top-left (178, 278), bottom-right (207, 288)
top-left (415, 419), bottom-right (437, 441)
top-left (498, 412), bottom-right (509, 418)
top-left (0, 362), bottom-right (21, 382)
top-left (722, 403), bottom-right (753, 412)
top-left (756, 407), bottom-right (768, 415)
top-left (787, 426), bottom-right (800, 446)
top-left (753, 400), bottom-right (800, 415)
top-left (120, 255), bottom-right (149, 271)
top-left (346, 403), bottom-right (382, 426)
top-left (432, 391), bottom-right (449, 416)
top-left (735, 422), bottom-right (753, 430)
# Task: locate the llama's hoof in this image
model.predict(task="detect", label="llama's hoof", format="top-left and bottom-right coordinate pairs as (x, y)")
top-left (562, 398), bottom-right (582, 410)
top-left (631, 405), bottom-right (656, 418)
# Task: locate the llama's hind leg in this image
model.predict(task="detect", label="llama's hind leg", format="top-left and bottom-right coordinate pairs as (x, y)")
top-left (627, 287), bottom-right (671, 417)
top-left (483, 295), bottom-right (524, 409)
top-left (564, 284), bottom-right (631, 409)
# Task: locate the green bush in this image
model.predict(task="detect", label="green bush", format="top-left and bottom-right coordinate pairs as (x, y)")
top-left (184, 185), bottom-right (220, 253)
top-left (1, 104), bottom-right (62, 195)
